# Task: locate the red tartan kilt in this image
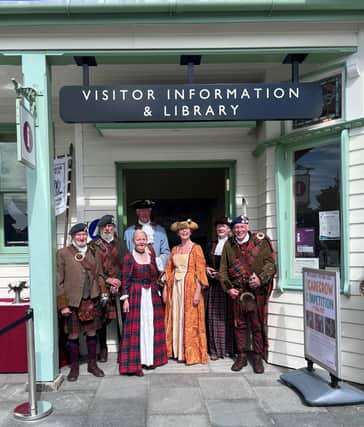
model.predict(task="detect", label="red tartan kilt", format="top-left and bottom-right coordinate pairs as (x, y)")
top-left (64, 302), bottom-right (103, 335)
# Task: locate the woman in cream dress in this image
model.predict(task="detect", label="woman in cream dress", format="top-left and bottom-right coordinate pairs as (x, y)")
top-left (163, 220), bottom-right (209, 365)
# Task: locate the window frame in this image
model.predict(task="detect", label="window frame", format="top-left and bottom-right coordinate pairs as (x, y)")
top-left (275, 131), bottom-right (349, 294)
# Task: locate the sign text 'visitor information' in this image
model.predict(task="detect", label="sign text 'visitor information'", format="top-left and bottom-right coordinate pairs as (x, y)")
top-left (60, 83), bottom-right (322, 123)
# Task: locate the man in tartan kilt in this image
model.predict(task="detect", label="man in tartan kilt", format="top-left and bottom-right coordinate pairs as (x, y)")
top-left (57, 223), bottom-right (108, 382)
top-left (88, 215), bottom-right (126, 362)
top-left (219, 215), bottom-right (276, 373)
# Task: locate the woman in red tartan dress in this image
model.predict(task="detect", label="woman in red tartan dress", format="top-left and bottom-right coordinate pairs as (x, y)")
top-left (119, 230), bottom-right (167, 376)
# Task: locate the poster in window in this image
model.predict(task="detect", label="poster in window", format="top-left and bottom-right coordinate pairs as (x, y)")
top-left (319, 210), bottom-right (340, 240)
top-left (296, 227), bottom-right (315, 256)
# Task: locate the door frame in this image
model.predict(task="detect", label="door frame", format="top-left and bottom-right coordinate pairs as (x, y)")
top-left (115, 160), bottom-right (236, 237)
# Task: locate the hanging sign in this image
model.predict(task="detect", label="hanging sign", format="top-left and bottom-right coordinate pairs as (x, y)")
top-left (303, 268), bottom-right (341, 378)
top-left (17, 102), bottom-right (36, 168)
top-left (60, 82), bottom-right (322, 123)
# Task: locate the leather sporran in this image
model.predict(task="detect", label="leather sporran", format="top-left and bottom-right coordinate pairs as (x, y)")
top-left (239, 292), bottom-right (256, 312)
top-left (77, 299), bottom-right (96, 322)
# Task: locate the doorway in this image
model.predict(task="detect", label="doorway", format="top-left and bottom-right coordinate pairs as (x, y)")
top-left (116, 161), bottom-right (236, 250)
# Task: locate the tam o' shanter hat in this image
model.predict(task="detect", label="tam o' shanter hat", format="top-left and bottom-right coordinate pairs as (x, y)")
top-left (170, 219), bottom-right (199, 232)
top-left (98, 215), bottom-right (115, 228)
top-left (130, 199), bottom-right (156, 209)
top-left (69, 223), bottom-right (88, 235)
top-left (231, 197), bottom-right (249, 227)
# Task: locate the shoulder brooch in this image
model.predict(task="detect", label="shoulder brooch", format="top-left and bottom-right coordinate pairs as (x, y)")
top-left (256, 232), bottom-right (265, 240)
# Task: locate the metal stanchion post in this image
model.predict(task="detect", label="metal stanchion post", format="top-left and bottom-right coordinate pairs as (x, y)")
top-left (13, 308), bottom-right (53, 421)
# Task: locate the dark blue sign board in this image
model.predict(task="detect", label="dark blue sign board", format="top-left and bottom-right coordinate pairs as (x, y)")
top-left (60, 83), bottom-right (322, 123)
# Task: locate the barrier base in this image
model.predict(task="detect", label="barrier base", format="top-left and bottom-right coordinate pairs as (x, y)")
top-left (13, 401), bottom-right (53, 421)
top-left (280, 368), bottom-right (364, 406)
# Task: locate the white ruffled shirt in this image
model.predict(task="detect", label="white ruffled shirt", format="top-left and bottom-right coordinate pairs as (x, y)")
top-left (214, 236), bottom-right (228, 256)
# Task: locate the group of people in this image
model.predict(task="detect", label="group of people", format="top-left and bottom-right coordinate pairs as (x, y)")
top-left (56, 199), bottom-right (276, 381)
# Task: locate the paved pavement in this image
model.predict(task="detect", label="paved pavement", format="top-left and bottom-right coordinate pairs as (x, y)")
top-left (1, 354), bottom-right (364, 426)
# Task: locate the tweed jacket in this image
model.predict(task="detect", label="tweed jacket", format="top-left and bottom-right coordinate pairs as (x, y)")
top-left (56, 245), bottom-right (107, 310)
top-left (219, 232), bottom-right (276, 293)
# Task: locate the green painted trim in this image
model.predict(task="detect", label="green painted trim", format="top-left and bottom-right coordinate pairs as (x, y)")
top-left (0, 254), bottom-right (28, 264)
top-left (1, 0), bottom-right (364, 25)
top-left (275, 133), bottom-right (347, 292)
top-left (254, 117), bottom-right (364, 157)
top-left (299, 62), bottom-right (346, 82)
top-left (115, 160), bottom-right (236, 234)
top-left (22, 53), bottom-right (58, 381)
top-left (96, 122), bottom-right (256, 131)
top-left (340, 129), bottom-right (350, 296)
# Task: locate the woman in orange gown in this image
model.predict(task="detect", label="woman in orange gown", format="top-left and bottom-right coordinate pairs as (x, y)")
top-left (163, 219), bottom-right (208, 365)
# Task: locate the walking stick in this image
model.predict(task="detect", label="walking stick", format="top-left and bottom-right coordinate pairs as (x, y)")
top-left (114, 290), bottom-right (123, 340)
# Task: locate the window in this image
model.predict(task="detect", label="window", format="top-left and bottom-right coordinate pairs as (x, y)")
top-left (276, 134), bottom-right (346, 291)
top-left (294, 143), bottom-right (341, 270)
top-left (293, 74), bottom-right (342, 129)
top-left (0, 142), bottom-right (28, 257)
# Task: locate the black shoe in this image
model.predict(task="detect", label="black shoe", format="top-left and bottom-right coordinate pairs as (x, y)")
top-left (67, 364), bottom-right (79, 382)
top-left (88, 361), bottom-right (105, 377)
top-left (231, 353), bottom-right (247, 372)
top-left (252, 354), bottom-right (264, 374)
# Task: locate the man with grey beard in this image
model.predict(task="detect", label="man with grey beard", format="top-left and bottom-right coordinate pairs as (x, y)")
top-left (88, 215), bottom-right (126, 362)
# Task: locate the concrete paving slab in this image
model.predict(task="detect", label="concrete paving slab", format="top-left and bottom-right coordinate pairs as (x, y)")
top-left (1, 415), bottom-right (86, 427)
top-left (148, 414), bottom-right (211, 427)
top-left (326, 404), bottom-right (364, 425)
top-left (149, 386), bottom-right (205, 415)
top-left (0, 374), bottom-right (28, 385)
top-left (156, 360), bottom-right (210, 374)
top-left (254, 386), bottom-right (328, 413)
top-left (40, 390), bottom-right (95, 416)
top-left (84, 412), bottom-right (146, 427)
top-left (205, 399), bottom-right (275, 427)
top-left (90, 398), bottom-right (146, 417)
top-left (95, 376), bottom-right (147, 399)
top-left (198, 376), bottom-right (255, 400)
top-left (59, 374), bottom-right (103, 392)
top-left (0, 383), bottom-right (28, 402)
top-left (149, 373), bottom-right (199, 388)
top-left (271, 413), bottom-right (344, 427)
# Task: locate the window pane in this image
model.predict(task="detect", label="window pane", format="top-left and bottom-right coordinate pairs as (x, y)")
top-left (294, 143), bottom-right (340, 270)
top-left (0, 143), bottom-right (26, 191)
top-left (3, 193), bottom-right (28, 246)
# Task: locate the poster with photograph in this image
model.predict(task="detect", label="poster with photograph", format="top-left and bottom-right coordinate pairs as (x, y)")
top-left (303, 268), bottom-right (341, 377)
top-left (54, 157), bottom-right (68, 216)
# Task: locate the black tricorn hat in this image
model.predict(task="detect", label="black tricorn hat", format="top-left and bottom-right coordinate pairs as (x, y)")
top-left (130, 199), bottom-right (156, 209)
top-left (98, 215), bottom-right (115, 228)
top-left (69, 223), bottom-right (88, 235)
top-left (214, 216), bottom-right (231, 227)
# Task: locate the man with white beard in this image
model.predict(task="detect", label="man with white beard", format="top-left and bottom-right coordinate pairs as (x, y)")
top-left (88, 215), bottom-right (126, 362)
top-left (57, 223), bottom-right (107, 381)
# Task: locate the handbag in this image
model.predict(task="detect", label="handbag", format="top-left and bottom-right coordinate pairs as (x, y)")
top-left (77, 299), bottom-right (96, 322)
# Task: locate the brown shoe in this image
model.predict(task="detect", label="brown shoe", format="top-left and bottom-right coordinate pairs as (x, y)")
top-left (98, 347), bottom-right (108, 363)
top-left (210, 354), bottom-right (219, 361)
top-left (88, 361), bottom-right (105, 377)
top-left (231, 353), bottom-right (247, 371)
top-left (252, 354), bottom-right (264, 374)
top-left (67, 363), bottom-right (79, 382)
